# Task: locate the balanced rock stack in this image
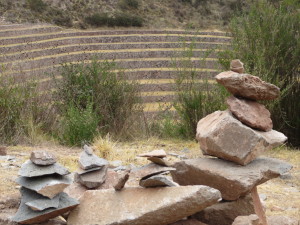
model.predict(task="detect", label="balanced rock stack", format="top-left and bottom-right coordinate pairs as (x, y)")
top-left (171, 60), bottom-right (293, 225)
top-left (74, 145), bottom-right (108, 189)
top-left (12, 151), bottom-right (79, 224)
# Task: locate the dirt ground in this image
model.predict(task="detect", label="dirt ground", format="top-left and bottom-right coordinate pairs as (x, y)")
top-left (0, 138), bottom-right (299, 220)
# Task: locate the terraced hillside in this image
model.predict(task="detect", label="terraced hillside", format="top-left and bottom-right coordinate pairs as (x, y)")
top-left (0, 23), bottom-right (231, 113)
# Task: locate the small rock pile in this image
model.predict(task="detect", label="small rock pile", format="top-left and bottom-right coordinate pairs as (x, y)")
top-left (74, 145), bottom-right (108, 189)
top-left (12, 151), bottom-right (79, 224)
top-left (171, 60), bottom-right (293, 225)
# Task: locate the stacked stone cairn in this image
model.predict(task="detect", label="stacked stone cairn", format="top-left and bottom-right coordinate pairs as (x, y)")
top-left (12, 151), bottom-right (79, 224)
top-left (171, 60), bottom-right (293, 225)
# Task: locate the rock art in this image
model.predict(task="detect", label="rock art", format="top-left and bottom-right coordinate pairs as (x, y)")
top-left (171, 157), bottom-right (292, 200)
top-left (196, 110), bottom-right (287, 165)
top-left (78, 151), bottom-right (108, 170)
top-left (12, 188), bottom-right (78, 224)
top-left (192, 194), bottom-right (255, 225)
top-left (114, 170), bottom-right (130, 191)
top-left (139, 174), bottom-right (179, 188)
top-left (215, 71), bottom-right (280, 100)
top-left (30, 151), bottom-right (56, 166)
top-left (226, 96), bottom-right (273, 131)
top-left (67, 186), bottom-right (221, 225)
top-left (19, 160), bottom-right (70, 178)
top-left (138, 149), bottom-right (167, 158)
top-left (131, 163), bottom-right (176, 179)
top-left (25, 194), bottom-right (60, 211)
top-left (230, 59), bottom-right (244, 73)
top-left (75, 165), bottom-right (108, 189)
top-left (16, 175), bottom-right (72, 199)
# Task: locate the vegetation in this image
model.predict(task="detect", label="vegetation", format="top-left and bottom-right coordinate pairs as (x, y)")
top-left (85, 13), bottom-right (143, 27)
top-left (218, 0), bottom-right (300, 147)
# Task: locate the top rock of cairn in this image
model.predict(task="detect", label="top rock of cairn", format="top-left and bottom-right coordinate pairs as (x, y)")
top-left (230, 59), bottom-right (244, 73)
top-left (79, 145), bottom-right (108, 170)
top-left (30, 151), bottom-right (57, 166)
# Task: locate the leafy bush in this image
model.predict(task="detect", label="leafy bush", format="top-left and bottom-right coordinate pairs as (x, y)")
top-left (218, 0), bottom-right (300, 146)
top-left (85, 13), bottom-right (143, 27)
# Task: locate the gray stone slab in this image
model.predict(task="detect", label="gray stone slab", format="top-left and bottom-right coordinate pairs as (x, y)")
top-left (131, 163), bottom-right (176, 180)
top-left (25, 193), bottom-right (61, 211)
top-left (79, 151), bottom-right (108, 170)
top-left (139, 174), bottom-right (179, 188)
top-left (19, 160), bottom-right (70, 177)
top-left (75, 165), bottom-right (108, 189)
top-left (16, 175), bottom-right (72, 199)
top-left (12, 187), bottom-right (79, 224)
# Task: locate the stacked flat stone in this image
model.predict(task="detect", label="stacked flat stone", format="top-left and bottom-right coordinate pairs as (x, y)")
top-left (13, 151), bottom-right (79, 224)
top-left (171, 60), bottom-right (293, 225)
top-left (74, 145), bottom-right (108, 189)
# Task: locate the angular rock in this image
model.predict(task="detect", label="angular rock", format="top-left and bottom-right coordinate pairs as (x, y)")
top-left (79, 151), bottom-right (108, 170)
top-left (83, 145), bottom-right (93, 155)
top-left (171, 157), bottom-right (292, 200)
top-left (192, 194), bottom-right (255, 225)
top-left (30, 151), bottom-right (56, 166)
top-left (16, 175), bottom-right (72, 199)
top-left (230, 59), bottom-right (244, 73)
top-left (215, 71), bottom-right (280, 100)
top-left (76, 167), bottom-right (102, 175)
top-left (232, 214), bottom-right (261, 225)
top-left (147, 157), bottom-right (171, 166)
top-left (138, 149), bottom-right (167, 158)
top-left (19, 160), bottom-right (70, 178)
top-left (226, 96), bottom-right (273, 131)
top-left (75, 165), bottom-right (108, 189)
top-left (196, 110), bottom-right (287, 165)
top-left (139, 174), bottom-right (179, 188)
top-left (131, 163), bottom-right (176, 179)
top-left (67, 186), bottom-right (221, 225)
top-left (25, 194), bottom-right (60, 211)
top-left (114, 170), bottom-right (130, 191)
top-left (12, 188), bottom-right (78, 224)
top-left (169, 219), bottom-right (207, 225)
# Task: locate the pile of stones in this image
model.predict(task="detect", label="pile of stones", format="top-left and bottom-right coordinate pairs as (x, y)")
top-left (12, 151), bottom-right (79, 224)
top-left (171, 60), bottom-right (293, 225)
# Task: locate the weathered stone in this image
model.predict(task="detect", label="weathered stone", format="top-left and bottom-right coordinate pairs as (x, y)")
top-left (83, 145), bottom-right (93, 155)
top-left (114, 170), bottom-right (130, 191)
top-left (230, 59), bottom-right (244, 73)
top-left (139, 174), bottom-right (179, 188)
top-left (67, 186), bottom-right (221, 225)
top-left (12, 188), bottom-right (78, 224)
top-left (267, 215), bottom-right (299, 225)
top-left (226, 96), bottom-right (273, 131)
top-left (0, 146), bottom-right (7, 156)
top-left (171, 157), bottom-right (292, 200)
top-left (30, 151), bottom-right (56, 166)
top-left (232, 214), bottom-right (261, 225)
top-left (131, 163), bottom-right (176, 179)
top-left (192, 194), bottom-right (255, 225)
top-left (25, 194), bottom-right (60, 211)
top-left (147, 157), bottom-right (171, 166)
top-left (16, 175), bottom-right (72, 199)
top-left (138, 149), bottom-right (167, 158)
top-left (19, 160), bottom-right (70, 178)
top-left (196, 110), bottom-right (287, 165)
top-left (169, 219), bottom-right (208, 225)
top-left (215, 71), bottom-right (280, 100)
top-left (75, 165), bottom-right (108, 189)
top-left (250, 187), bottom-right (267, 225)
top-left (79, 151), bottom-right (108, 170)
top-left (76, 167), bottom-right (102, 175)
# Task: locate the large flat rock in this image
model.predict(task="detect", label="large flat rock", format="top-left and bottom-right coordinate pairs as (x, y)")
top-left (171, 157), bottom-right (292, 200)
top-left (67, 186), bottom-right (221, 225)
top-left (16, 175), bottom-right (72, 199)
top-left (12, 188), bottom-right (79, 224)
top-left (25, 193), bottom-right (60, 211)
top-left (196, 110), bottom-right (287, 165)
top-left (19, 160), bottom-right (70, 177)
top-left (215, 71), bottom-right (280, 100)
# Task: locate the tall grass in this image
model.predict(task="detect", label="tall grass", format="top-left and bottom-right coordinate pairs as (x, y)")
top-left (218, 0), bottom-right (300, 147)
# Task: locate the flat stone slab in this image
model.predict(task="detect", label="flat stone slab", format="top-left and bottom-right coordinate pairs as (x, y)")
top-left (226, 96), bottom-right (273, 131)
top-left (131, 163), bottom-right (176, 179)
top-left (25, 193), bottom-right (61, 211)
top-left (76, 166), bottom-right (102, 175)
top-left (147, 157), bottom-right (171, 166)
top-left (75, 165), bottom-right (108, 189)
top-left (138, 149), bottom-right (167, 158)
top-left (171, 157), bottom-right (292, 200)
top-left (79, 151), bottom-right (108, 170)
top-left (215, 71), bottom-right (280, 100)
top-left (67, 186), bottom-right (221, 225)
top-left (19, 160), bottom-right (70, 177)
top-left (139, 174), bottom-right (179, 188)
top-left (30, 151), bottom-right (56, 166)
top-left (16, 175), bottom-right (72, 199)
top-left (196, 110), bottom-right (287, 165)
top-left (12, 188), bottom-right (79, 224)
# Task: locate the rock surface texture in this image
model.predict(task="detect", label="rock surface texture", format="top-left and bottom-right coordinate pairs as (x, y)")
top-left (19, 161), bottom-right (70, 177)
top-left (67, 186), bottom-right (221, 225)
top-left (30, 151), bottom-right (56, 166)
top-left (171, 157), bottom-right (292, 200)
top-left (215, 71), bottom-right (280, 100)
top-left (131, 163), bottom-right (176, 179)
top-left (196, 110), bottom-right (287, 165)
top-left (78, 151), bottom-right (108, 170)
top-left (226, 96), bottom-right (273, 131)
top-left (75, 165), bottom-right (108, 189)
top-left (139, 174), bottom-right (179, 188)
top-left (232, 214), bottom-right (261, 225)
top-left (230, 59), bottom-right (244, 73)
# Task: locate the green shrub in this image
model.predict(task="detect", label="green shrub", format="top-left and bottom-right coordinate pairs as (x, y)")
top-left (218, 0), bottom-right (300, 146)
top-left (27, 0), bottom-right (47, 12)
